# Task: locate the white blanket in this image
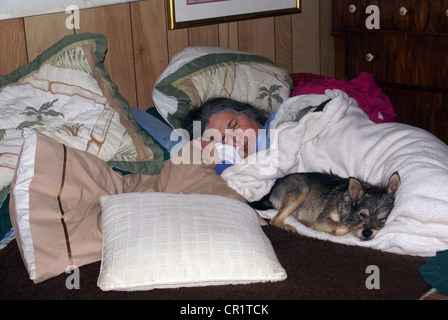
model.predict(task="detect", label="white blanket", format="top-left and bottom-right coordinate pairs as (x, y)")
top-left (222, 89), bottom-right (448, 257)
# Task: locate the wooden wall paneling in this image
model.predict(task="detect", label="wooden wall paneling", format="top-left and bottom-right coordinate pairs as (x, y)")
top-left (0, 18), bottom-right (27, 75)
top-left (188, 24), bottom-right (219, 47)
top-left (0, 2), bottom-right (334, 109)
top-left (131, 0), bottom-right (169, 109)
top-left (218, 22), bottom-right (239, 50)
top-left (76, 4), bottom-right (137, 107)
top-left (24, 13), bottom-right (73, 62)
top-left (167, 28), bottom-right (189, 61)
top-left (274, 15), bottom-right (293, 73)
top-left (238, 17), bottom-right (275, 62)
top-left (292, 0), bottom-right (320, 74)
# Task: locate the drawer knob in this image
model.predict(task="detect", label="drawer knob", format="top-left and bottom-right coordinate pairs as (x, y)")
top-left (366, 53), bottom-right (375, 62)
top-left (399, 7), bottom-right (408, 16)
top-left (349, 4), bottom-right (356, 13)
top-left (446, 9), bottom-right (448, 17)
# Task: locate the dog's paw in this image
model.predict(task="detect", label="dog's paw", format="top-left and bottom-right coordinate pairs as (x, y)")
top-left (270, 220), bottom-right (298, 233)
top-left (283, 224), bottom-right (298, 233)
top-left (332, 224), bottom-right (349, 236)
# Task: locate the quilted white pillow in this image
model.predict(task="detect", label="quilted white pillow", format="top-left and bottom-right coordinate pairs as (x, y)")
top-left (97, 192), bottom-right (287, 291)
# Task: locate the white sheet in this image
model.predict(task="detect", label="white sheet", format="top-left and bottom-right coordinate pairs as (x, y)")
top-left (222, 89), bottom-right (448, 257)
top-left (0, 0), bottom-right (140, 21)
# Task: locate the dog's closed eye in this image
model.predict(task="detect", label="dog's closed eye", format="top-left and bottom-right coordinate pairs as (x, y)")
top-left (357, 210), bottom-right (369, 219)
top-left (378, 216), bottom-right (389, 224)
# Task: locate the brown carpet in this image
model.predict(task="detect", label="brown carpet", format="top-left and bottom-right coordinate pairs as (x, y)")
top-left (0, 225), bottom-right (430, 300)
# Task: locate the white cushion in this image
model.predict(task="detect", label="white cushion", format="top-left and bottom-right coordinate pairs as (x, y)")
top-left (97, 192), bottom-right (287, 291)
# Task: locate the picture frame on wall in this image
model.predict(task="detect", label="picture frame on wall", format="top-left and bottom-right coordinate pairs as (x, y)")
top-left (167, 0), bottom-right (301, 30)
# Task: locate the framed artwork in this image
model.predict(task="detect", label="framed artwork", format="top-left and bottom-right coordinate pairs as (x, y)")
top-left (167, 0), bottom-right (301, 29)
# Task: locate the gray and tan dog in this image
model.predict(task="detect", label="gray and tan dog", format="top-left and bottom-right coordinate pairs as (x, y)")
top-left (249, 172), bottom-right (401, 240)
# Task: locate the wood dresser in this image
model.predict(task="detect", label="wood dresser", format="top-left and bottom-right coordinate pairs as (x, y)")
top-left (331, 0), bottom-right (448, 144)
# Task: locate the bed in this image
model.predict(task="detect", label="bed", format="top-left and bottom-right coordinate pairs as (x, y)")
top-left (1, 33), bottom-right (447, 301)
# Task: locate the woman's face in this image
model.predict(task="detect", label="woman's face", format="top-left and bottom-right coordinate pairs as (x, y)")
top-left (205, 111), bottom-right (262, 158)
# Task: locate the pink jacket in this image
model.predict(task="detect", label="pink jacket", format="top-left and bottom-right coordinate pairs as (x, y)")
top-left (291, 72), bottom-right (396, 123)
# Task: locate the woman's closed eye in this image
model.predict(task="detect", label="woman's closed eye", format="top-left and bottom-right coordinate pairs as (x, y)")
top-left (227, 118), bottom-right (238, 130)
top-left (221, 118), bottom-right (238, 143)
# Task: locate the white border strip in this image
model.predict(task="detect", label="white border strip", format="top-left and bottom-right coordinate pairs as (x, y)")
top-left (0, 0), bottom-right (140, 21)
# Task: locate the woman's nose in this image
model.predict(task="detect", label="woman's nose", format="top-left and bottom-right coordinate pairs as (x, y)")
top-left (223, 133), bottom-right (233, 146)
top-left (224, 130), bottom-right (241, 147)
top-left (232, 130), bottom-right (245, 147)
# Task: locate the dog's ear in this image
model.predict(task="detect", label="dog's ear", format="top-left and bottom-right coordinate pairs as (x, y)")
top-left (348, 177), bottom-right (365, 201)
top-left (387, 172), bottom-right (401, 197)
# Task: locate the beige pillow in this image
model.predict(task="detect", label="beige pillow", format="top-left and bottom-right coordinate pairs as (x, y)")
top-left (10, 130), bottom-right (124, 283)
top-left (97, 192), bottom-right (287, 291)
top-left (10, 131), bottom-right (247, 283)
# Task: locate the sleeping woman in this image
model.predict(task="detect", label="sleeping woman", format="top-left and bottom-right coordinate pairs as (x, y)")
top-left (181, 98), bottom-right (275, 175)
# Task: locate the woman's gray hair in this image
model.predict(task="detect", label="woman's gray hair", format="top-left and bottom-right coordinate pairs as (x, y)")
top-left (181, 97), bottom-right (268, 140)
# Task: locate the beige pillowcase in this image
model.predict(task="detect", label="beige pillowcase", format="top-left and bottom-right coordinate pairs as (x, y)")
top-left (10, 131), bottom-right (247, 283)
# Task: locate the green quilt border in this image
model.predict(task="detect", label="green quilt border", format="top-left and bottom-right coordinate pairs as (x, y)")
top-left (155, 53), bottom-right (293, 129)
top-left (1, 33), bottom-right (105, 89)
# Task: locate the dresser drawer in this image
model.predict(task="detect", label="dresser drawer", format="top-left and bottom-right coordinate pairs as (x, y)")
top-left (430, 0), bottom-right (448, 33)
top-left (346, 32), bottom-right (437, 88)
top-left (437, 38), bottom-right (448, 89)
top-left (383, 87), bottom-right (448, 144)
top-left (333, 0), bottom-right (448, 143)
top-left (337, 0), bottom-right (430, 32)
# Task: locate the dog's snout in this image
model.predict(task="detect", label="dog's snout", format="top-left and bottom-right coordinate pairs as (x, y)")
top-left (362, 229), bottom-right (373, 240)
